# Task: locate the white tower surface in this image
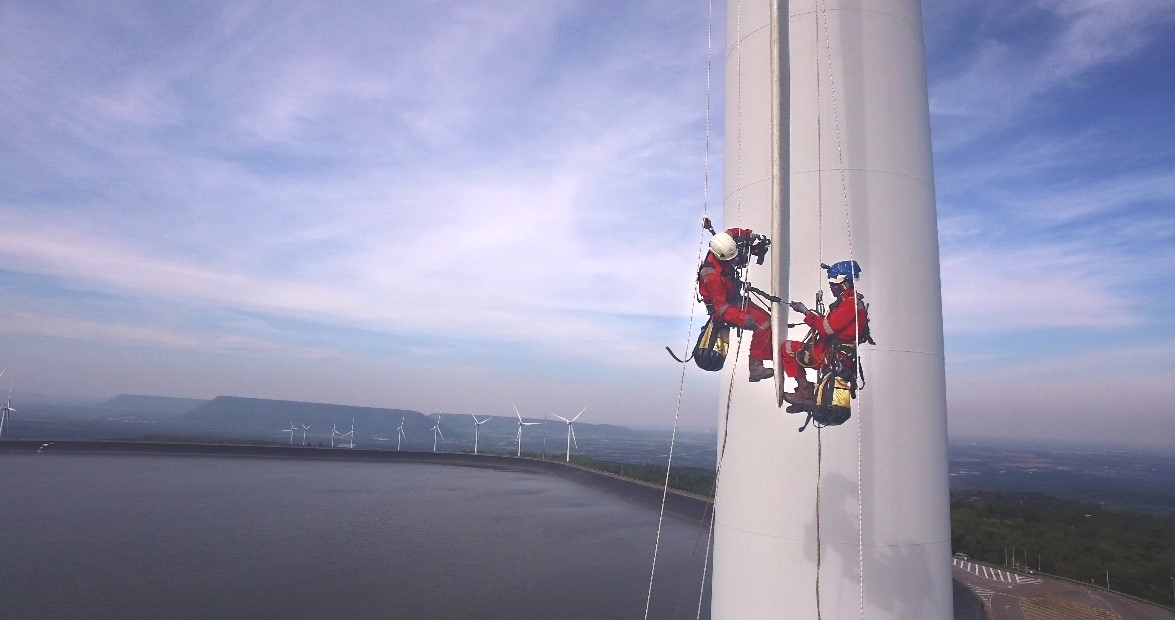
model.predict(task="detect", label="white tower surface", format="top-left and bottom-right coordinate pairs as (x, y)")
top-left (712, 1), bottom-right (950, 618)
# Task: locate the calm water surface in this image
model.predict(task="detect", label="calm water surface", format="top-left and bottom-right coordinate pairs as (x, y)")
top-left (0, 453), bottom-right (711, 619)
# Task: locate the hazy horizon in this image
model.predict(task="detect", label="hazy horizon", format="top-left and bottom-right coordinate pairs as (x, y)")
top-left (13, 388), bottom-right (1173, 450)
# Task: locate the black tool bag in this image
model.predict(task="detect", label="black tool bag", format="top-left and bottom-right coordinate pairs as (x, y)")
top-left (812, 374), bottom-right (853, 426)
top-left (693, 318), bottom-right (731, 372)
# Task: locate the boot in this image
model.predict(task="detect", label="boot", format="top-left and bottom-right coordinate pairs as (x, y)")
top-left (748, 358), bottom-right (774, 382)
top-left (782, 380), bottom-right (815, 408)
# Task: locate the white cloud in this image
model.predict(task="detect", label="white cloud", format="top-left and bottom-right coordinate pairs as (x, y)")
top-left (941, 241), bottom-right (1140, 333)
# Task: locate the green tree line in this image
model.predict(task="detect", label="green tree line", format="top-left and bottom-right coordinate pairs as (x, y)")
top-left (568, 456), bottom-right (716, 497)
top-left (951, 489), bottom-right (1174, 606)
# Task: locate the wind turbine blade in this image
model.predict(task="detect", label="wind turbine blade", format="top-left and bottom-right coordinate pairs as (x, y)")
top-left (513, 404), bottom-right (522, 422)
top-left (552, 414), bottom-right (570, 423)
top-left (570, 426), bottom-right (578, 449)
top-left (571, 406), bottom-right (587, 422)
top-left (523, 422), bottom-right (541, 426)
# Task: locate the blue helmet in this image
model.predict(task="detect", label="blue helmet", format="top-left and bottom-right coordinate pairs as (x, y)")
top-left (823, 260), bottom-right (861, 284)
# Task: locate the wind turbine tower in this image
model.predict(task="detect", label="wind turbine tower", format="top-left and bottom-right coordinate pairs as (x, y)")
top-left (469, 412), bottom-right (491, 455)
top-left (300, 423), bottom-right (312, 446)
top-left (396, 416), bottom-right (407, 451)
top-left (330, 420), bottom-right (341, 448)
top-left (281, 420), bottom-right (296, 445)
top-left (513, 405), bottom-right (541, 458)
top-left (0, 387), bottom-right (14, 441)
top-left (551, 407), bottom-right (586, 463)
top-left (711, 0), bottom-right (951, 617)
top-left (431, 416), bottom-right (444, 453)
top-left (512, 403), bottom-right (542, 457)
top-left (340, 419), bottom-right (355, 449)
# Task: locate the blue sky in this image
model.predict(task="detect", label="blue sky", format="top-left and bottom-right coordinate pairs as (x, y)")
top-left (0, 1), bottom-right (1171, 446)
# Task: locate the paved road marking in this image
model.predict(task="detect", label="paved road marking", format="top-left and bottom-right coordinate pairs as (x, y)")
top-left (1021, 598), bottom-right (1120, 620)
top-left (968, 585), bottom-right (995, 607)
top-left (954, 558), bottom-right (1039, 584)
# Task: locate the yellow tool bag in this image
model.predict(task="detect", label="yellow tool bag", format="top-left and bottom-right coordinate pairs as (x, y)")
top-left (798, 374), bottom-right (853, 431)
top-left (691, 318), bottom-right (731, 371)
top-left (665, 317), bottom-right (731, 372)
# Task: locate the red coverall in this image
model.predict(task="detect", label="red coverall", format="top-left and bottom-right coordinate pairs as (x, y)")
top-left (698, 229), bottom-right (772, 362)
top-left (781, 287), bottom-right (867, 379)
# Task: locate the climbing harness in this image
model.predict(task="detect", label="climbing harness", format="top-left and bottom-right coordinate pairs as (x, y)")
top-left (787, 284), bottom-right (874, 432)
top-left (666, 217), bottom-right (772, 373)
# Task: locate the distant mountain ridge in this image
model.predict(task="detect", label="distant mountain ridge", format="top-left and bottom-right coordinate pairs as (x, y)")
top-left (100, 394), bottom-right (210, 414)
top-left (182, 396), bottom-right (430, 436)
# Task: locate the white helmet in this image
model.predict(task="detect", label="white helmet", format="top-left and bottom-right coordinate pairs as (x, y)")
top-left (709, 232), bottom-right (738, 261)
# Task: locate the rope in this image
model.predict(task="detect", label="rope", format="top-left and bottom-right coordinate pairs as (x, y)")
top-left (690, 1), bottom-right (745, 616)
top-left (696, 334), bottom-right (743, 619)
top-left (813, 7), bottom-right (826, 618)
top-left (672, 499), bottom-right (713, 619)
top-left (814, 0), bottom-right (866, 615)
top-left (816, 427), bottom-right (824, 619)
top-left (643, 1), bottom-right (716, 616)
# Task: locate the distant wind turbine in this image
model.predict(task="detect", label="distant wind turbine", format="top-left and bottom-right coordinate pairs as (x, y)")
top-left (339, 419), bottom-right (355, 449)
top-left (469, 412), bottom-right (491, 455)
top-left (0, 386), bottom-right (15, 441)
top-left (513, 404), bottom-right (541, 458)
top-left (551, 407), bottom-right (586, 463)
top-left (331, 419), bottom-right (341, 448)
top-left (396, 416), bottom-right (407, 451)
top-left (281, 420), bottom-right (296, 445)
top-left (431, 416), bottom-right (444, 453)
top-left (300, 423), bottom-right (312, 446)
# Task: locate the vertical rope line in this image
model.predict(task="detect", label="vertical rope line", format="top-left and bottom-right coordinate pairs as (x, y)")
top-left (643, 1), bottom-right (717, 617)
top-left (813, 0), bottom-right (865, 615)
top-left (813, 6), bottom-right (826, 619)
top-left (672, 500), bottom-right (712, 619)
top-left (699, 5), bottom-right (746, 613)
top-left (734, 0), bottom-right (745, 230)
top-left (816, 427), bottom-right (824, 620)
top-left (696, 334), bottom-right (742, 620)
top-left (815, 2), bottom-right (824, 270)
top-left (697, 506), bottom-right (717, 620)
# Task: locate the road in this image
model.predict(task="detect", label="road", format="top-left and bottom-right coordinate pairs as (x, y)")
top-left (952, 559), bottom-right (1175, 620)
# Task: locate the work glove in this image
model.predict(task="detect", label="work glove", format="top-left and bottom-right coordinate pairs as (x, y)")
top-left (789, 301), bottom-right (809, 314)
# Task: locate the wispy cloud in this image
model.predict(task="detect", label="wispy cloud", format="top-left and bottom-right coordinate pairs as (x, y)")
top-left (0, 1), bottom-right (1170, 442)
top-left (0, 0), bottom-right (715, 401)
top-left (929, 0), bottom-right (1175, 146)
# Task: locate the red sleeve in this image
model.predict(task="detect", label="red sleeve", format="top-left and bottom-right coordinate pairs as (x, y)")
top-left (805, 297), bottom-right (865, 339)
